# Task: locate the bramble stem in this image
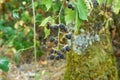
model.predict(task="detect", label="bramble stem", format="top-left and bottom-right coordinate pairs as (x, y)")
top-left (57, 4), bottom-right (63, 50)
top-left (32, 0), bottom-right (37, 77)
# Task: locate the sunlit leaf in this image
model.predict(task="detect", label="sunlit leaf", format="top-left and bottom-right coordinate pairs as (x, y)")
top-left (75, 0), bottom-right (88, 20)
top-left (44, 27), bottom-right (50, 39)
top-left (21, 11), bottom-right (30, 22)
top-left (65, 8), bottom-right (76, 25)
top-left (75, 12), bottom-right (82, 34)
top-left (6, 35), bottom-right (16, 47)
top-left (112, 0), bottom-right (120, 14)
top-left (40, 16), bottom-right (53, 27)
top-left (34, 2), bottom-right (39, 9)
top-left (0, 57), bottom-right (9, 72)
top-left (43, 0), bottom-right (52, 11)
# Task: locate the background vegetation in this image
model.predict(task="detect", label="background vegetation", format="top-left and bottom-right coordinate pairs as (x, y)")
top-left (0, 0), bottom-right (120, 80)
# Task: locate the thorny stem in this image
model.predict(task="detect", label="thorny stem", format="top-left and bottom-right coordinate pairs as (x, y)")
top-left (32, 0), bottom-right (37, 77)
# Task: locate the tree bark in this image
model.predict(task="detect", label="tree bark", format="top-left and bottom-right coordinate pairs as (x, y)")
top-left (64, 7), bottom-right (118, 80)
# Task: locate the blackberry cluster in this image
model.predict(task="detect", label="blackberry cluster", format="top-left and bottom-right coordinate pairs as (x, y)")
top-left (47, 23), bottom-right (72, 60)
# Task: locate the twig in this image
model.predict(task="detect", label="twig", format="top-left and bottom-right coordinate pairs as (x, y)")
top-left (32, 0), bottom-right (37, 76)
top-left (16, 46), bottom-right (34, 54)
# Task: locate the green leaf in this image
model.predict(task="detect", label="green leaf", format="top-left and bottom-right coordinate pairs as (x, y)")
top-left (0, 32), bottom-right (4, 38)
top-left (40, 16), bottom-right (53, 26)
top-left (6, 35), bottom-right (16, 47)
top-left (21, 11), bottom-right (31, 22)
top-left (75, 0), bottom-right (88, 20)
top-left (14, 53), bottom-right (19, 64)
top-left (44, 27), bottom-right (50, 39)
top-left (107, 0), bottom-right (113, 5)
top-left (0, 57), bottom-right (9, 72)
top-left (43, 0), bottom-right (52, 11)
top-left (65, 8), bottom-right (76, 25)
top-left (96, 0), bottom-right (113, 5)
top-left (75, 12), bottom-right (82, 34)
top-left (34, 2), bottom-right (39, 9)
top-left (112, 0), bottom-right (120, 14)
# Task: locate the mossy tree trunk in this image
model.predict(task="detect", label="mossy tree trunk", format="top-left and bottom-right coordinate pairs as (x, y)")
top-left (64, 7), bottom-right (118, 80)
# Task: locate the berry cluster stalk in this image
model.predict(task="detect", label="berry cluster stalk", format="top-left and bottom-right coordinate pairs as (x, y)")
top-left (57, 5), bottom-right (63, 50)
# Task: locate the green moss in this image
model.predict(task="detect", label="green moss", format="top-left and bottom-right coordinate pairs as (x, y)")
top-left (64, 6), bottom-right (118, 80)
top-left (64, 31), bottom-right (118, 80)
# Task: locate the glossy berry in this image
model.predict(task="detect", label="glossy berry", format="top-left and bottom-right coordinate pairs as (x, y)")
top-left (64, 27), bottom-right (68, 32)
top-left (56, 50), bottom-right (61, 55)
top-left (59, 23), bottom-right (68, 32)
top-left (50, 48), bottom-right (55, 53)
top-left (49, 36), bottom-right (55, 42)
top-left (59, 23), bottom-right (65, 30)
top-left (54, 39), bottom-right (58, 45)
top-left (92, 0), bottom-right (98, 7)
top-left (65, 45), bottom-right (71, 51)
top-left (55, 55), bottom-right (60, 60)
top-left (54, 25), bottom-right (59, 30)
top-left (61, 47), bottom-right (66, 53)
top-left (67, 4), bottom-right (74, 10)
top-left (68, 4), bottom-right (72, 8)
top-left (59, 54), bottom-right (65, 59)
top-left (49, 54), bottom-right (55, 60)
top-left (65, 33), bottom-right (72, 39)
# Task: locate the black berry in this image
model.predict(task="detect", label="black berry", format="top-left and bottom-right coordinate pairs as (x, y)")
top-left (92, 0), bottom-right (98, 7)
top-left (67, 4), bottom-right (74, 10)
top-left (54, 39), bottom-right (58, 45)
top-left (56, 50), bottom-right (61, 55)
top-left (50, 48), bottom-right (55, 53)
top-left (64, 27), bottom-right (68, 32)
top-left (59, 54), bottom-right (65, 59)
top-left (61, 47), bottom-right (66, 53)
top-left (59, 23), bottom-right (65, 30)
top-left (68, 4), bottom-right (72, 8)
top-left (59, 23), bottom-right (68, 32)
top-left (65, 33), bottom-right (72, 39)
top-left (55, 55), bottom-right (60, 60)
top-left (49, 54), bottom-right (55, 60)
top-left (65, 45), bottom-right (71, 51)
top-left (49, 36), bottom-right (55, 42)
top-left (54, 25), bottom-right (59, 30)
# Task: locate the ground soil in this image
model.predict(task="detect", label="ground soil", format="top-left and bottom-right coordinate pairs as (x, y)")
top-left (0, 59), bottom-right (66, 80)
